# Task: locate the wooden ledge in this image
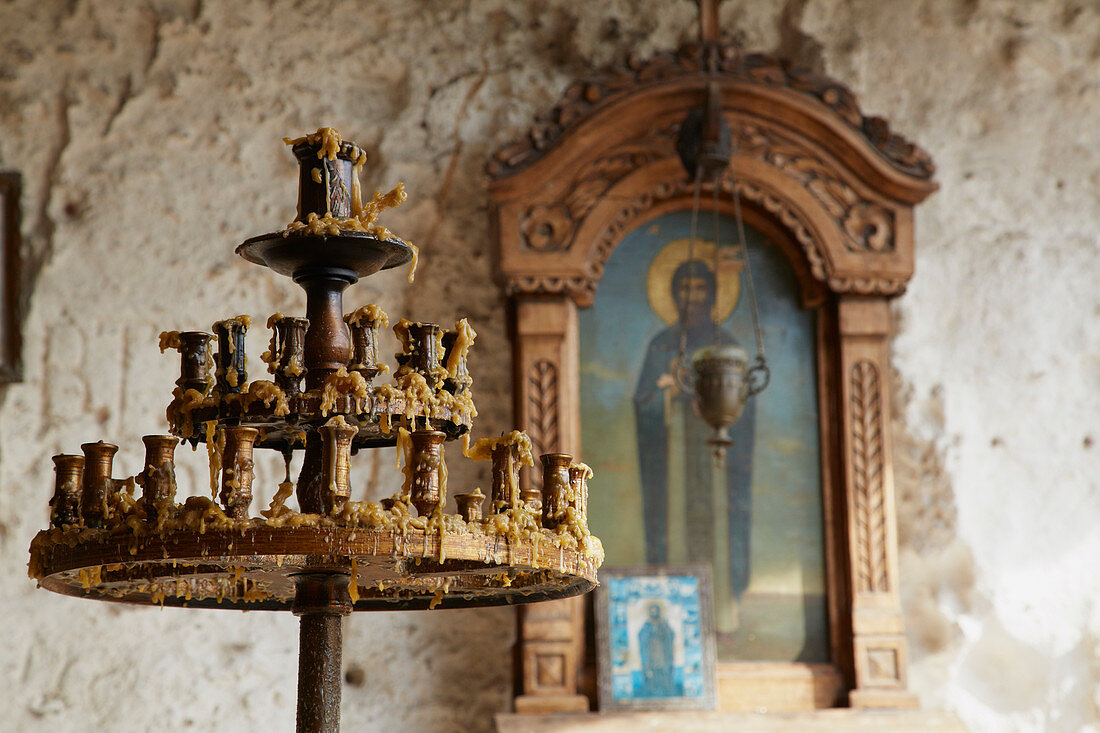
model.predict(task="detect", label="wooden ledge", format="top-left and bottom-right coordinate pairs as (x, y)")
top-left (496, 710), bottom-right (968, 733)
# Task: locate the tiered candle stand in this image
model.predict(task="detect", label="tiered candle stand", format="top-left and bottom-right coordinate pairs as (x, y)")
top-left (28, 129), bottom-right (601, 733)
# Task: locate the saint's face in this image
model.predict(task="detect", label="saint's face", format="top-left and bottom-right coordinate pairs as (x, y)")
top-left (675, 275), bottom-right (713, 327)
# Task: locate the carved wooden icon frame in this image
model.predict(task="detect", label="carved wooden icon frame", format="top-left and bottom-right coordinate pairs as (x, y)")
top-left (595, 565), bottom-right (718, 712)
top-left (0, 172), bottom-right (22, 383)
top-left (488, 43), bottom-right (936, 713)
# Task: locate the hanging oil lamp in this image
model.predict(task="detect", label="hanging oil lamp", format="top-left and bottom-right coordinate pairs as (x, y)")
top-left (672, 78), bottom-right (770, 458)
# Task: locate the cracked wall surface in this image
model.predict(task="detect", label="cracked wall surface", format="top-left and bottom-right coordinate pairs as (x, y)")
top-left (0, 1), bottom-right (1097, 732)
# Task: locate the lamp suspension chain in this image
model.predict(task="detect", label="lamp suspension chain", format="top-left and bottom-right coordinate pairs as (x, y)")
top-left (679, 164), bottom-right (706, 363)
top-left (729, 172), bottom-right (766, 362)
top-left (711, 178), bottom-right (722, 347)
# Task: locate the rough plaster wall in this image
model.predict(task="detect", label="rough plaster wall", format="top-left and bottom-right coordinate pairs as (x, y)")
top-left (808, 2), bottom-right (1100, 731)
top-left (0, 1), bottom-right (1096, 732)
top-left (801, 3), bottom-right (1100, 731)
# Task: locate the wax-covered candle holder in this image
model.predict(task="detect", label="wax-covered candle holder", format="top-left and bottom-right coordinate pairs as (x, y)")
top-left (409, 429), bottom-right (446, 517)
top-left (79, 441), bottom-right (117, 528)
top-left (174, 331), bottom-right (213, 394)
top-left (28, 127), bottom-right (601, 733)
top-left (271, 315), bottom-right (309, 397)
top-left (213, 316), bottom-right (250, 394)
top-left (49, 454), bottom-right (83, 528)
top-left (139, 435), bottom-right (178, 522)
top-left (345, 306), bottom-right (386, 383)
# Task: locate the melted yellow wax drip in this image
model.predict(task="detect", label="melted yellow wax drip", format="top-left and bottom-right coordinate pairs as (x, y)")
top-left (243, 380), bottom-right (289, 416)
top-left (260, 311), bottom-right (285, 374)
top-left (263, 453), bottom-right (296, 520)
top-left (349, 557), bottom-right (359, 604)
top-left (206, 422), bottom-right (225, 501)
top-left (263, 480), bottom-right (295, 520)
top-left (345, 304), bottom-right (389, 329)
top-left (464, 430), bottom-right (534, 466)
top-left (320, 366), bottom-right (371, 416)
top-left (374, 372), bottom-right (440, 424)
top-left (166, 386), bottom-right (210, 440)
top-left (283, 126), bottom-right (343, 161)
top-left (392, 318), bottom-right (413, 354)
top-left (445, 318), bottom-right (476, 381)
top-left (158, 330), bottom-right (181, 353)
top-left (395, 426), bottom-right (413, 500)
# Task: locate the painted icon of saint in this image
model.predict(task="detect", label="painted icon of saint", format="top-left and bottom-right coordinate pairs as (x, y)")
top-left (637, 601), bottom-right (678, 697)
top-left (633, 239), bottom-right (755, 631)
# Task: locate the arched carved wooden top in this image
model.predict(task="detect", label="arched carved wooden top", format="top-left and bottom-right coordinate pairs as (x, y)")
top-left (489, 42), bottom-right (937, 304)
top-left (488, 43), bottom-right (935, 182)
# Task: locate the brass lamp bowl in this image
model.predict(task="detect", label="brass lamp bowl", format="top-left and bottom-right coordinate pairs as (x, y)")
top-left (691, 343), bottom-right (750, 453)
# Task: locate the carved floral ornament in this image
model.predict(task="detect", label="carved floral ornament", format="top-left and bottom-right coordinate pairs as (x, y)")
top-left (506, 175), bottom-right (909, 306)
top-left (518, 148), bottom-right (673, 253)
top-left (516, 118), bottom-right (899, 259)
top-left (526, 359), bottom-right (560, 491)
top-left (850, 359), bottom-right (890, 594)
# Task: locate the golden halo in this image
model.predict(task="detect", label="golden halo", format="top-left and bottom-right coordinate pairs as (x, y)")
top-left (646, 238), bottom-right (742, 326)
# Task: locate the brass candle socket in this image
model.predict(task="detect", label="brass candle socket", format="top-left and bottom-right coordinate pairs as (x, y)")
top-left (288, 138), bottom-right (363, 223)
top-left (395, 322), bottom-right (443, 386)
top-left (214, 318), bottom-right (249, 394)
top-left (454, 489), bottom-right (485, 523)
top-left (521, 474), bottom-right (543, 515)
top-left (80, 441), bottom-right (119, 528)
top-left (272, 316), bottom-right (310, 397)
top-left (320, 418), bottom-right (358, 515)
top-left (345, 317), bottom-right (381, 383)
top-left (220, 426), bottom-right (259, 519)
top-left (176, 331), bottom-right (213, 394)
top-left (490, 442), bottom-right (523, 512)
top-left (139, 435), bottom-right (179, 522)
top-left (540, 453), bottom-right (572, 529)
top-left (50, 454), bottom-right (84, 528)
top-left (568, 463), bottom-right (591, 530)
top-left (409, 430), bottom-right (446, 517)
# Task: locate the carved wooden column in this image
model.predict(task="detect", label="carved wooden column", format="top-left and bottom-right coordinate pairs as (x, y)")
top-left (512, 295), bottom-right (588, 713)
top-left (837, 296), bottom-right (917, 709)
top-left (513, 297), bottom-right (579, 474)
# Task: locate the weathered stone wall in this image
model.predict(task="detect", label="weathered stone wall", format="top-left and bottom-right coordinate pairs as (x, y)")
top-left (0, 1), bottom-right (1096, 731)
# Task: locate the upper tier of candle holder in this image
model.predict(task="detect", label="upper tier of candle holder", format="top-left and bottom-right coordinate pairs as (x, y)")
top-left (237, 135), bottom-right (412, 283)
top-left (237, 231), bottom-right (412, 282)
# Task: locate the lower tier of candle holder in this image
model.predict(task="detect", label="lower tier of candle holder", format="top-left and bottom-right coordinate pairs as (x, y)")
top-left (30, 524), bottom-right (598, 611)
